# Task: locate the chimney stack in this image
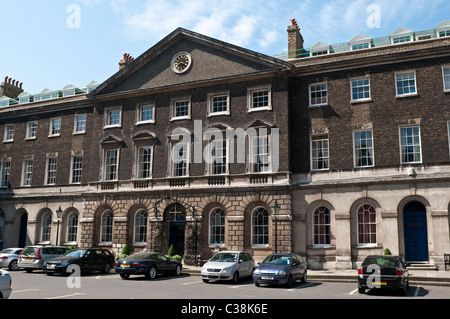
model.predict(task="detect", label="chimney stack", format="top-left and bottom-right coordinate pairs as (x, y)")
top-left (1, 76), bottom-right (24, 98)
top-left (119, 53), bottom-right (135, 70)
top-left (287, 19), bottom-right (304, 59)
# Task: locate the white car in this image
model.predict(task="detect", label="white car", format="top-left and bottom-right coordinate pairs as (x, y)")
top-left (0, 269), bottom-right (12, 299)
top-left (201, 251), bottom-right (255, 283)
top-left (0, 248), bottom-right (23, 271)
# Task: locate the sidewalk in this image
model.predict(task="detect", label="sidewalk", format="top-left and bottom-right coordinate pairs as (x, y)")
top-left (182, 265), bottom-right (450, 287)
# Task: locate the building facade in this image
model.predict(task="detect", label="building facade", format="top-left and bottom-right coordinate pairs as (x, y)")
top-left (1, 19), bottom-right (450, 269)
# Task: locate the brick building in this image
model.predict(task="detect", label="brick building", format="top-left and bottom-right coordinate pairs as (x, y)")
top-left (1, 19), bottom-right (450, 269)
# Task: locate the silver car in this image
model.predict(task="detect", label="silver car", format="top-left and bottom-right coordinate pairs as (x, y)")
top-left (0, 248), bottom-right (23, 271)
top-left (201, 251), bottom-right (255, 283)
top-left (0, 269), bottom-right (12, 299)
top-left (18, 246), bottom-right (70, 272)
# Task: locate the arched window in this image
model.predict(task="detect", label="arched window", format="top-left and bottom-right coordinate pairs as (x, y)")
top-left (313, 207), bottom-right (330, 246)
top-left (100, 211), bottom-right (113, 243)
top-left (209, 208), bottom-right (225, 245)
top-left (134, 210), bottom-right (148, 244)
top-left (357, 204), bottom-right (377, 245)
top-left (67, 212), bottom-right (79, 243)
top-left (252, 207), bottom-right (269, 246)
top-left (41, 212), bottom-right (52, 242)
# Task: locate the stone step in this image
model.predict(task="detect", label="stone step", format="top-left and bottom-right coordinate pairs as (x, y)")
top-left (407, 263), bottom-right (438, 271)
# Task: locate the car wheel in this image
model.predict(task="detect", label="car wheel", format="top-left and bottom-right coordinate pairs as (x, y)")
top-left (255, 282), bottom-right (261, 287)
top-left (120, 274), bottom-right (130, 279)
top-left (202, 279), bottom-right (210, 283)
top-left (8, 260), bottom-right (18, 271)
top-left (358, 287), bottom-right (365, 294)
top-left (25, 269), bottom-right (33, 273)
top-left (147, 266), bottom-right (157, 280)
top-left (301, 271), bottom-right (307, 283)
top-left (286, 275), bottom-right (293, 288)
top-left (103, 263), bottom-right (111, 274)
top-left (174, 265), bottom-right (181, 276)
top-left (231, 271), bottom-right (239, 284)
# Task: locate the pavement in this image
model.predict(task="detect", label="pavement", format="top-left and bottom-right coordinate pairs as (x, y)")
top-left (181, 265), bottom-right (450, 287)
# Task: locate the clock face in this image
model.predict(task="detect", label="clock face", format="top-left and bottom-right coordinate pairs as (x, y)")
top-left (172, 52), bottom-right (191, 74)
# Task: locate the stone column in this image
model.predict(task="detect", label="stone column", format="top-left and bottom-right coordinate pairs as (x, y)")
top-left (335, 212), bottom-right (352, 269)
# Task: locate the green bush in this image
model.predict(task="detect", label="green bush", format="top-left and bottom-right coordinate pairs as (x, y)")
top-left (122, 244), bottom-right (131, 256)
top-left (115, 253), bottom-right (127, 261)
top-left (383, 248), bottom-right (392, 255)
top-left (168, 245), bottom-right (176, 257)
top-left (171, 255), bottom-right (182, 262)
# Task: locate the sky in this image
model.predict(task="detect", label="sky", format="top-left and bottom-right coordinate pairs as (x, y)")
top-left (0, 0), bottom-right (449, 95)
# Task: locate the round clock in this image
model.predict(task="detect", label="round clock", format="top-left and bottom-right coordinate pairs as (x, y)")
top-left (171, 52), bottom-right (192, 74)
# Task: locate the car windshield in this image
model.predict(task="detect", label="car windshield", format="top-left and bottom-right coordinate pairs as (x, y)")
top-left (262, 255), bottom-right (292, 265)
top-left (210, 253), bottom-right (238, 262)
top-left (362, 256), bottom-right (400, 268)
top-left (22, 247), bottom-right (38, 255)
top-left (64, 250), bottom-right (87, 257)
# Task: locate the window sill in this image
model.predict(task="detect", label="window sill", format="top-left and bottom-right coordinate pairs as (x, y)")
top-left (351, 98), bottom-right (372, 104)
top-left (395, 93), bottom-right (419, 99)
top-left (309, 104), bottom-right (329, 108)
top-left (247, 107), bottom-right (272, 113)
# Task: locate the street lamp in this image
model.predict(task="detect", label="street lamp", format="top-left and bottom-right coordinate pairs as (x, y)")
top-left (55, 206), bottom-right (63, 246)
top-left (154, 195), bottom-right (171, 218)
top-left (272, 200), bottom-right (280, 253)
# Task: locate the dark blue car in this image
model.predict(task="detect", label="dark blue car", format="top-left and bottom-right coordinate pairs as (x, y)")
top-left (252, 253), bottom-right (307, 287)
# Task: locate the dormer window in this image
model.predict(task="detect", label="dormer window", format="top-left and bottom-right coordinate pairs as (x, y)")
top-left (310, 42), bottom-right (332, 56)
top-left (349, 35), bottom-right (373, 51)
top-left (390, 28), bottom-right (414, 44)
top-left (436, 20), bottom-right (450, 38)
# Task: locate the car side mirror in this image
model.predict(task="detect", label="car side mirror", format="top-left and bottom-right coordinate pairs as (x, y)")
top-left (239, 259), bottom-right (244, 263)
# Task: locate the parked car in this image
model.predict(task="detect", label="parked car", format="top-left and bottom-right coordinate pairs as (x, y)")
top-left (252, 253), bottom-right (307, 287)
top-left (201, 251), bottom-right (255, 283)
top-left (44, 248), bottom-right (115, 275)
top-left (115, 252), bottom-right (182, 279)
top-left (18, 245), bottom-right (70, 272)
top-left (0, 248), bottom-right (23, 271)
top-left (358, 255), bottom-right (410, 295)
top-left (0, 269), bottom-right (12, 299)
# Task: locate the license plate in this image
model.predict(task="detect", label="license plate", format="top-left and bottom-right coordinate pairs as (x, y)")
top-left (122, 264), bottom-right (130, 268)
top-left (372, 281), bottom-right (387, 286)
top-left (262, 276), bottom-right (274, 280)
top-left (47, 264), bottom-right (55, 269)
top-left (23, 257), bottom-right (32, 261)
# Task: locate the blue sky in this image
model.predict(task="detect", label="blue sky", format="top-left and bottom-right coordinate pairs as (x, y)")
top-left (0, 0), bottom-right (449, 95)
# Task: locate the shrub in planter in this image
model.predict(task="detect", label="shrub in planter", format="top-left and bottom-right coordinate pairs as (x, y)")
top-left (168, 245), bottom-right (176, 257)
top-left (171, 255), bottom-right (182, 262)
top-left (383, 248), bottom-right (392, 255)
top-left (122, 244), bottom-right (131, 256)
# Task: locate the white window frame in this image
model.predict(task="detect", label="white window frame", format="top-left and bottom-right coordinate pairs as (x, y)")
top-left (249, 134), bottom-right (272, 173)
top-left (170, 97), bottom-right (191, 121)
top-left (0, 160), bottom-right (11, 188)
top-left (251, 207), bottom-right (270, 247)
top-left (103, 149), bottom-right (120, 181)
top-left (21, 159), bottom-right (33, 187)
top-left (309, 82), bottom-right (328, 107)
top-left (357, 204), bottom-right (377, 247)
top-left (74, 114), bottom-right (87, 134)
top-left (170, 141), bottom-right (190, 177)
top-left (353, 129), bottom-right (375, 168)
top-left (350, 77), bottom-right (371, 102)
top-left (399, 125), bottom-right (422, 164)
top-left (311, 135), bottom-right (330, 171)
top-left (208, 138), bottom-right (229, 175)
top-left (443, 66), bottom-right (450, 92)
top-left (66, 212), bottom-right (79, 244)
top-left (247, 85), bottom-right (272, 112)
top-left (136, 145), bottom-right (153, 180)
top-left (104, 106), bottom-right (122, 128)
top-left (133, 210), bottom-right (148, 244)
top-left (45, 157), bottom-right (58, 185)
top-left (100, 211), bottom-right (113, 243)
top-left (26, 121), bottom-right (38, 140)
top-left (136, 104), bottom-right (155, 124)
top-left (70, 155), bottom-right (83, 184)
top-left (49, 118), bottom-right (62, 137)
top-left (395, 71), bottom-right (418, 97)
top-left (207, 92), bottom-right (230, 117)
top-left (209, 208), bottom-right (226, 246)
top-left (3, 125), bottom-right (15, 143)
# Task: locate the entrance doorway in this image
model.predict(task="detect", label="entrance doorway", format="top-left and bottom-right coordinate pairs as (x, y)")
top-left (19, 213), bottom-right (28, 248)
top-left (167, 204), bottom-right (186, 256)
top-left (403, 201), bottom-right (429, 262)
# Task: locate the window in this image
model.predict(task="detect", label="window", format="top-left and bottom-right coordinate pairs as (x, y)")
top-left (26, 121), bottom-right (38, 139)
top-left (41, 212), bottom-right (52, 243)
top-left (137, 104), bottom-right (155, 124)
top-left (171, 142), bottom-right (189, 177)
top-left (248, 85), bottom-right (271, 112)
top-left (354, 130), bottom-right (374, 168)
top-left (45, 157), bottom-right (58, 185)
top-left (210, 139), bottom-right (227, 175)
top-left (71, 155), bottom-right (83, 184)
top-left (311, 135), bottom-right (329, 171)
top-left (313, 207), bottom-right (330, 246)
top-left (208, 92), bottom-right (230, 116)
top-left (67, 212), bottom-right (78, 243)
top-left (210, 208), bottom-right (225, 245)
top-left (74, 114), bottom-right (86, 134)
top-left (105, 107), bottom-right (122, 128)
top-left (399, 126), bottom-right (422, 164)
top-left (443, 67), bottom-right (450, 92)
top-left (395, 71), bottom-right (417, 97)
top-left (100, 211), bottom-right (113, 243)
top-left (3, 125), bottom-right (15, 142)
top-left (137, 146), bottom-right (152, 179)
top-left (134, 210), bottom-right (148, 244)
top-left (104, 149), bottom-right (119, 181)
top-left (252, 207), bottom-right (269, 246)
top-left (351, 77), bottom-right (371, 101)
top-left (0, 161), bottom-right (10, 188)
top-left (309, 83), bottom-right (327, 106)
top-left (357, 204), bottom-right (377, 245)
top-left (49, 118), bottom-right (61, 136)
top-left (171, 98), bottom-right (191, 120)
top-left (250, 135), bottom-right (271, 173)
top-left (392, 35), bottom-right (412, 44)
top-left (22, 160), bottom-right (33, 186)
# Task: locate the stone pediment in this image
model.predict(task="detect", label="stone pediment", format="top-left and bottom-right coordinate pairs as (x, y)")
top-left (90, 28), bottom-right (293, 99)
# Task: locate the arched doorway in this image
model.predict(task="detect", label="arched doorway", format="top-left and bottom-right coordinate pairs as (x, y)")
top-left (165, 204), bottom-right (186, 256)
top-left (403, 201), bottom-right (429, 262)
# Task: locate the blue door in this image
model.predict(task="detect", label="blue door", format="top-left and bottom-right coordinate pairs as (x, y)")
top-left (403, 202), bottom-right (429, 262)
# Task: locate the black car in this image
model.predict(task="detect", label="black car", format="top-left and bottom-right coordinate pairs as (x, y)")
top-left (44, 248), bottom-right (115, 275)
top-left (115, 252), bottom-right (182, 279)
top-left (358, 255), bottom-right (409, 295)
